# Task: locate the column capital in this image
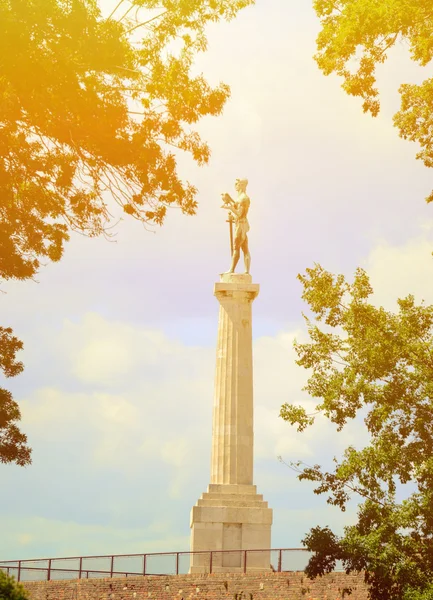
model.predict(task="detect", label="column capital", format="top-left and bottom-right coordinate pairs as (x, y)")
top-left (214, 273), bottom-right (260, 302)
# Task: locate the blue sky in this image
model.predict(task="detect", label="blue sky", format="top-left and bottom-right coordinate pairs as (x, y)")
top-left (1, 0), bottom-right (433, 561)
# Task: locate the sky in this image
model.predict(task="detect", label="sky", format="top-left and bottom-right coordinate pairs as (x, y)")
top-left (1, 0), bottom-right (433, 565)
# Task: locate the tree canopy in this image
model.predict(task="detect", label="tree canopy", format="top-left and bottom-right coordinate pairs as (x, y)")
top-left (0, 0), bottom-right (254, 465)
top-left (1, 0), bottom-right (254, 281)
top-left (281, 264), bottom-right (433, 600)
top-left (313, 0), bottom-right (433, 203)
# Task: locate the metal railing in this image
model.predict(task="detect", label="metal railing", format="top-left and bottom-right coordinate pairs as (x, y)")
top-left (0, 548), bottom-right (331, 582)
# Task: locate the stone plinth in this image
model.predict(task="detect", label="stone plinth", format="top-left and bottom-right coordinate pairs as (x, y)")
top-left (190, 484), bottom-right (272, 573)
top-left (190, 273), bottom-right (272, 573)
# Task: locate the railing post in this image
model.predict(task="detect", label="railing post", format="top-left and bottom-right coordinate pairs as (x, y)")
top-left (78, 557), bottom-right (83, 579)
top-left (209, 551), bottom-right (213, 574)
top-left (47, 559), bottom-right (52, 581)
top-left (17, 561), bottom-right (21, 582)
top-left (143, 554), bottom-right (146, 576)
top-left (175, 553), bottom-right (179, 575)
top-left (110, 556), bottom-right (114, 578)
top-left (278, 549), bottom-right (282, 572)
top-left (244, 550), bottom-right (247, 574)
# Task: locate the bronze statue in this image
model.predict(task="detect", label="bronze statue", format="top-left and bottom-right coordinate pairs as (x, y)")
top-left (221, 178), bottom-right (251, 274)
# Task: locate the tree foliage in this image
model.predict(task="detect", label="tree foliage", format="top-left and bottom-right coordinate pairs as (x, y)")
top-left (404, 584), bottom-right (433, 600)
top-left (281, 264), bottom-right (433, 600)
top-left (0, 327), bottom-right (31, 466)
top-left (1, 0), bottom-right (254, 280)
top-left (0, 0), bottom-right (254, 465)
top-left (313, 0), bottom-right (433, 202)
top-left (0, 571), bottom-right (29, 600)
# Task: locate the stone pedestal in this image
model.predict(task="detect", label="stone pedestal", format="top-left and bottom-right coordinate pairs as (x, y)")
top-left (190, 273), bottom-right (272, 573)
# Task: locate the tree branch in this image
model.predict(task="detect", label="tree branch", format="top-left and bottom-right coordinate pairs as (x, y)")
top-left (107, 0), bottom-right (128, 21)
top-left (126, 11), bottom-right (168, 34)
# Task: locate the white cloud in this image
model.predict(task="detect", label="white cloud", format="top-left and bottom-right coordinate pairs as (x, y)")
top-left (61, 313), bottom-right (182, 385)
top-left (364, 223), bottom-right (433, 309)
top-left (253, 329), bottom-right (371, 470)
top-left (0, 516), bottom-right (190, 559)
top-left (16, 534), bottom-right (33, 547)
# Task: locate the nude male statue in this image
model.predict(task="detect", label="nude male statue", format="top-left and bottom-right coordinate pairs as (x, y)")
top-left (221, 178), bottom-right (251, 274)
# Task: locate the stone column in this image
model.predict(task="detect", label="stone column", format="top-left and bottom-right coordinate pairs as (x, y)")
top-left (190, 273), bottom-right (272, 574)
top-left (211, 273), bottom-right (259, 486)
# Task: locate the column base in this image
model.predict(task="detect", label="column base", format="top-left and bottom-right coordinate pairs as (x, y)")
top-left (189, 484), bottom-right (273, 574)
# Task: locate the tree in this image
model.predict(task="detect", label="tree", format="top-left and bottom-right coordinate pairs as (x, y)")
top-left (280, 264), bottom-right (433, 600)
top-left (0, 0), bottom-right (254, 464)
top-left (0, 327), bottom-right (31, 466)
top-left (313, 0), bottom-right (433, 203)
top-left (1, 0), bottom-right (254, 280)
top-left (0, 571), bottom-right (29, 600)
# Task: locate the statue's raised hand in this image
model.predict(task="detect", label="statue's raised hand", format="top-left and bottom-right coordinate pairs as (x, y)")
top-left (221, 193), bottom-right (232, 208)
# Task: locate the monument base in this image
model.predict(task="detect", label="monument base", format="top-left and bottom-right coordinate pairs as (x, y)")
top-left (189, 484), bottom-right (273, 574)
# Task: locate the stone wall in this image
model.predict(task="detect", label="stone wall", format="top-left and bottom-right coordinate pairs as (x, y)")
top-left (23, 571), bottom-right (369, 600)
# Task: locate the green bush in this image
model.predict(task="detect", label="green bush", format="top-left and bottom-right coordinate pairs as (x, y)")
top-left (0, 571), bottom-right (29, 600)
top-left (404, 585), bottom-right (433, 600)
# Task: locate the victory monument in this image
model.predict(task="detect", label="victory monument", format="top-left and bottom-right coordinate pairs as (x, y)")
top-left (190, 179), bottom-right (273, 573)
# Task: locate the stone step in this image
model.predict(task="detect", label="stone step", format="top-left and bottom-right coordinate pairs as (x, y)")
top-left (202, 493), bottom-right (264, 502)
top-left (207, 484), bottom-right (258, 495)
top-left (197, 498), bottom-right (268, 508)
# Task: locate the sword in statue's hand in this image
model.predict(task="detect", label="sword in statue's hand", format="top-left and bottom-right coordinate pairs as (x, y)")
top-left (221, 193), bottom-right (235, 257)
top-left (226, 212), bottom-right (235, 257)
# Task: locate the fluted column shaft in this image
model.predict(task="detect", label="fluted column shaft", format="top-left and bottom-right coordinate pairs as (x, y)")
top-left (210, 273), bottom-right (259, 486)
